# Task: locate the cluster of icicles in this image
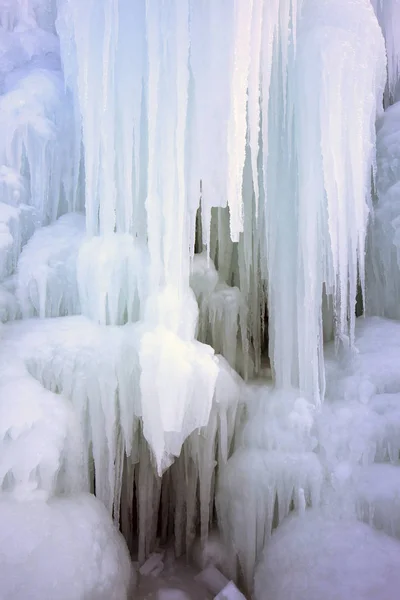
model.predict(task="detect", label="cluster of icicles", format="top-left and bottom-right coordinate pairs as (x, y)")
top-left (0, 0), bottom-right (397, 593)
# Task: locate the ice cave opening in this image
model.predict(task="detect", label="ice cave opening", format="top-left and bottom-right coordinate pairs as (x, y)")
top-left (1, 0), bottom-right (400, 599)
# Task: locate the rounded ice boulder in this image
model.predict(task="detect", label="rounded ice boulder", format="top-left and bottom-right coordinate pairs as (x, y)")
top-left (254, 510), bottom-right (400, 600)
top-left (0, 493), bottom-right (134, 600)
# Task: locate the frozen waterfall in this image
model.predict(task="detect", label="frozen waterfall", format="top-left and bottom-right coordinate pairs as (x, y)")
top-left (1, 0), bottom-right (400, 599)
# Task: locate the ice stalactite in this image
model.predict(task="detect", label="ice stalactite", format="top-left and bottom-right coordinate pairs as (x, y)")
top-left (291, 0), bottom-right (385, 400)
top-left (216, 0), bottom-right (386, 591)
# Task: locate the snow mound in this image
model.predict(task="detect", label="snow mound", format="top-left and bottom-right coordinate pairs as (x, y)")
top-left (0, 493), bottom-right (133, 600)
top-left (254, 510), bottom-right (400, 600)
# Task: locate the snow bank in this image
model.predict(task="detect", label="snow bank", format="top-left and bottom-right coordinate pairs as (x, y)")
top-left (0, 493), bottom-right (133, 600)
top-left (254, 510), bottom-right (400, 600)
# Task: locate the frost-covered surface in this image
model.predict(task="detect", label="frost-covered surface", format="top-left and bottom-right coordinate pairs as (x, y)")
top-left (0, 493), bottom-right (133, 600)
top-left (254, 510), bottom-right (400, 600)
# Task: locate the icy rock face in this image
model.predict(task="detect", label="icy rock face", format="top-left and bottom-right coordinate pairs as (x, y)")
top-left (0, 280), bottom-right (18, 322)
top-left (0, 0), bottom-right (392, 597)
top-left (254, 510), bottom-right (400, 600)
top-left (0, 0), bottom-right (80, 295)
top-left (16, 213), bottom-right (85, 318)
top-left (217, 387), bottom-right (321, 590)
top-left (366, 103), bottom-right (400, 318)
top-left (355, 463), bottom-right (400, 539)
top-left (313, 315), bottom-right (400, 537)
top-left (78, 235), bottom-right (149, 326)
top-left (55, 0), bottom-right (386, 401)
top-left (0, 66), bottom-right (78, 223)
top-left (126, 355), bottom-right (244, 563)
top-left (371, 0), bottom-right (400, 103)
top-left (0, 493), bottom-right (133, 600)
top-left (282, 0), bottom-right (386, 400)
top-left (0, 319), bottom-right (88, 499)
top-left (0, 314), bottom-right (243, 564)
top-left (190, 252), bottom-right (250, 378)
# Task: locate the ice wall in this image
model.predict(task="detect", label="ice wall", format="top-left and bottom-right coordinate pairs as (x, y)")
top-left (56, 0), bottom-right (386, 404)
top-left (0, 0), bottom-right (392, 595)
top-left (366, 102), bottom-right (400, 317)
top-left (371, 0), bottom-right (400, 104)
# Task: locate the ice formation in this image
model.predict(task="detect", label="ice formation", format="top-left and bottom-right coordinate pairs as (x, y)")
top-left (371, 0), bottom-right (400, 103)
top-left (0, 493), bottom-right (134, 600)
top-left (254, 510), bottom-right (400, 600)
top-left (0, 0), bottom-right (400, 598)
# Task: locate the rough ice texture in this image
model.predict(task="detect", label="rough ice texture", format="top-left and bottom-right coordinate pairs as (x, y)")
top-left (191, 252), bottom-right (250, 378)
top-left (217, 387), bottom-right (321, 589)
top-left (78, 235), bottom-right (149, 326)
top-left (254, 510), bottom-right (400, 600)
top-left (54, 0), bottom-right (386, 401)
top-left (280, 0), bottom-right (385, 400)
top-left (16, 213), bottom-right (85, 318)
top-left (0, 1), bottom-right (394, 598)
top-left (216, 316), bottom-right (400, 594)
top-left (0, 493), bottom-right (133, 600)
top-left (366, 102), bottom-right (400, 318)
top-left (0, 315), bottom-right (243, 563)
top-left (371, 0), bottom-right (400, 103)
top-left (218, 448), bottom-right (322, 590)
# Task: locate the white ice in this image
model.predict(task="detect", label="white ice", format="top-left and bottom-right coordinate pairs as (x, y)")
top-left (254, 510), bottom-right (400, 600)
top-left (0, 0), bottom-right (397, 599)
top-left (0, 493), bottom-right (133, 600)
